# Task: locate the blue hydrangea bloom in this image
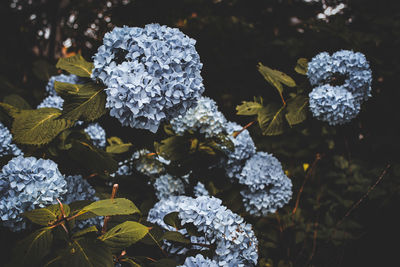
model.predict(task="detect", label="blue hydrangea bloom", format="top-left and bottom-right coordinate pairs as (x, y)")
top-left (223, 122), bottom-right (256, 180)
top-left (148, 196), bottom-right (259, 266)
top-left (307, 50), bottom-right (372, 125)
top-left (46, 74), bottom-right (82, 96)
top-left (170, 96), bottom-right (227, 137)
top-left (239, 152), bottom-right (292, 216)
top-left (0, 156), bottom-right (67, 231)
top-left (309, 85), bottom-right (361, 125)
top-left (92, 24), bottom-right (205, 133)
top-left (84, 123), bottom-right (106, 148)
top-left (154, 174), bottom-right (185, 200)
top-left (178, 254), bottom-right (219, 267)
top-left (0, 122), bottom-right (22, 157)
top-left (37, 95), bottom-right (64, 109)
top-left (193, 181), bottom-right (209, 197)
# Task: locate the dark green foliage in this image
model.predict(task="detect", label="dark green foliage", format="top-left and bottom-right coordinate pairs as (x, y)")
top-left (24, 204), bottom-right (70, 226)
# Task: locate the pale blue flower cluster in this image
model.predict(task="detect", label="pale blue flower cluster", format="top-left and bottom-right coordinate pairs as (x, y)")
top-left (193, 181), bottom-right (209, 197)
top-left (239, 152), bottom-right (292, 216)
top-left (307, 50), bottom-right (372, 125)
top-left (154, 174), bottom-right (185, 200)
top-left (170, 96), bottom-right (227, 137)
top-left (0, 156), bottom-right (67, 231)
top-left (0, 122), bottom-right (22, 157)
top-left (148, 196), bottom-right (259, 266)
top-left (178, 254), bottom-right (219, 267)
top-left (84, 123), bottom-right (106, 148)
top-left (37, 95), bottom-right (64, 109)
top-left (91, 24), bottom-right (205, 132)
top-left (45, 74), bottom-right (82, 96)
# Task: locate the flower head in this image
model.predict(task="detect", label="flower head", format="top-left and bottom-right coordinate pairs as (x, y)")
top-left (178, 254), bottom-right (219, 267)
top-left (84, 123), bottom-right (106, 148)
top-left (0, 122), bottom-right (22, 157)
top-left (37, 95), bottom-right (64, 109)
top-left (154, 174), bottom-right (185, 200)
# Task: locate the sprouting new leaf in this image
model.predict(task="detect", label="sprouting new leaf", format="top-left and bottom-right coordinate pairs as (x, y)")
top-left (11, 108), bottom-right (74, 145)
top-left (161, 231), bottom-right (190, 244)
top-left (56, 54), bottom-right (94, 77)
top-left (257, 63), bottom-right (296, 95)
top-left (285, 95), bottom-right (309, 126)
top-left (100, 221), bottom-right (149, 251)
top-left (106, 137), bottom-right (132, 154)
top-left (294, 58), bottom-right (308, 75)
top-left (236, 101), bottom-right (263, 116)
top-left (55, 82), bottom-right (107, 122)
top-left (78, 198), bottom-right (140, 217)
top-left (3, 94), bottom-right (31, 110)
top-left (24, 204), bottom-right (70, 226)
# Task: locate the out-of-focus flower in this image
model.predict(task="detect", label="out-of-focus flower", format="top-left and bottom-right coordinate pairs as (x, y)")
top-left (84, 123), bottom-right (106, 148)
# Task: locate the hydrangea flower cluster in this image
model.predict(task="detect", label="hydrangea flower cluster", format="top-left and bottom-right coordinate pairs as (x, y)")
top-left (239, 152), bottom-right (292, 216)
top-left (0, 156), bottom-right (67, 231)
top-left (0, 122), bottom-right (22, 157)
top-left (307, 50), bottom-right (372, 125)
top-left (37, 95), bottom-right (64, 109)
top-left (193, 181), bottom-right (209, 197)
top-left (45, 74), bottom-right (82, 96)
top-left (84, 123), bottom-right (106, 148)
top-left (61, 175), bottom-right (103, 230)
top-left (223, 122), bottom-right (256, 180)
top-left (170, 96), bottom-right (227, 137)
top-left (91, 24), bottom-right (205, 132)
top-left (178, 254), bottom-right (219, 267)
top-left (153, 174), bottom-right (185, 200)
top-left (148, 196), bottom-right (259, 266)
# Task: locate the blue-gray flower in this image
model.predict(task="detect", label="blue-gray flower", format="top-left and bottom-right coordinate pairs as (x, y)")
top-left (178, 254), bottom-right (219, 267)
top-left (84, 122), bottom-right (106, 148)
top-left (0, 122), bottom-right (22, 157)
top-left (37, 95), bottom-right (64, 109)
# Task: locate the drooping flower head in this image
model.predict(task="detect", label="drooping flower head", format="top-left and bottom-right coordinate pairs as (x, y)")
top-left (148, 196), bottom-right (259, 266)
top-left (84, 122), bottom-right (106, 148)
top-left (46, 74), bottom-right (82, 96)
top-left (0, 156), bottom-right (67, 231)
top-left (37, 95), bottom-right (64, 109)
top-left (92, 24), bottom-right (205, 132)
top-left (170, 96), bottom-right (227, 137)
top-left (239, 152), bottom-right (292, 216)
top-left (0, 122), bottom-right (22, 157)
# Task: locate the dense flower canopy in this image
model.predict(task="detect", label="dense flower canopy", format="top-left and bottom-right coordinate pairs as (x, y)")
top-left (91, 24), bottom-right (205, 132)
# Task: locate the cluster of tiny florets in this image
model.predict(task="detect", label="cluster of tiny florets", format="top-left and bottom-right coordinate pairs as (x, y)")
top-left (91, 24), bottom-right (205, 133)
top-left (178, 254), bottom-right (219, 267)
top-left (170, 96), bottom-right (227, 137)
top-left (0, 122), bottom-right (22, 157)
top-left (45, 74), bottom-right (82, 96)
top-left (148, 196), bottom-right (259, 266)
top-left (193, 181), bottom-right (209, 197)
top-left (307, 50), bottom-right (372, 125)
top-left (0, 156), bottom-right (67, 231)
top-left (37, 95), bottom-right (64, 109)
top-left (84, 123), bottom-right (107, 148)
top-left (153, 174), bottom-right (185, 200)
top-left (239, 152), bottom-right (292, 216)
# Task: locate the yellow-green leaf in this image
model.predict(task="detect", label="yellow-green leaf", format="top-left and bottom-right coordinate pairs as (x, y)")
top-left (0, 102), bottom-right (21, 118)
top-left (24, 204), bottom-right (70, 226)
top-left (106, 137), bottom-right (132, 154)
top-left (3, 94), bottom-right (31, 109)
top-left (56, 54), bottom-right (94, 77)
top-left (68, 238), bottom-right (113, 267)
top-left (257, 63), bottom-right (296, 94)
top-left (78, 198), bottom-right (140, 217)
top-left (294, 58), bottom-right (308, 75)
top-left (236, 101), bottom-right (263, 115)
top-left (161, 231), bottom-right (190, 244)
top-left (259, 104), bottom-right (286, 136)
top-left (285, 95), bottom-right (309, 126)
top-left (100, 221), bottom-right (149, 251)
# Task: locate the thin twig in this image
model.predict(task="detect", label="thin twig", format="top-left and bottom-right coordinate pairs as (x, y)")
top-left (232, 120), bottom-right (256, 138)
top-left (102, 184), bottom-right (119, 234)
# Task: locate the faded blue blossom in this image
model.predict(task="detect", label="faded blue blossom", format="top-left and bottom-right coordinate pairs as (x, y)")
top-left (84, 123), bottom-right (106, 148)
top-left (170, 96), bottom-right (227, 137)
top-left (46, 74), bottom-right (82, 96)
top-left (92, 24), bottom-right (204, 132)
top-left (37, 95), bottom-right (64, 109)
top-left (239, 152), bottom-right (292, 216)
top-left (178, 254), bottom-right (219, 267)
top-left (0, 156), bottom-right (67, 231)
top-left (154, 174), bottom-right (185, 200)
top-left (148, 196), bottom-right (259, 266)
top-left (0, 122), bottom-right (22, 157)
top-left (193, 181), bottom-right (209, 197)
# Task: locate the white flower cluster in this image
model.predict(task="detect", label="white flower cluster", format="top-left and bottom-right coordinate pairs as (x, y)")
top-left (84, 122), bottom-right (107, 148)
top-left (307, 50), bottom-right (372, 125)
top-left (0, 122), bottom-right (22, 157)
top-left (91, 24), bottom-right (204, 132)
top-left (148, 196), bottom-right (259, 266)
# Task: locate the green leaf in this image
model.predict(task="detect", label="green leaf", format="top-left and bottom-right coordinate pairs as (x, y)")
top-left (257, 104), bottom-right (279, 131)
top-left (33, 60), bottom-right (58, 81)
top-left (55, 82), bottom-right (107, 122)
top-left (66, 238), bottom-right (113, 267)
top-left (163, 212), bottom-right (181, 230)
top-left (285, 95), bottom-right (309, 126)
top-left (260, 105), bottom-right (286, 136)
top-left (13, 227), bottom-right (53, 266)
top-left (155, 136), bottom-right (190, 162)
top-left (3, 94), bottom-right (31, 109)
top-left (72, 226), bottom-right (99, 239)
top-left (24, 204), bottom-right (70, 226)
top-left (257, 63), bottom-right (296, 95)
top-left (106, 137), bottom-right (132, 154)
top-left (100, 221), bottom-right (149, 251)
top-left (12, 108), bottom-right (74, 145)
top-left (236, 101), bottom-right (263, 115)
top-left (294, 58), bottom-right (308, 75)
top-left (78, 198), bottom-right (140, 217)
top-left (56, 54), bottom-right (94, 77)
top-left (161, 231), bottom-right (190, 244)
top-left (0, 102), bottom-right (22, 118)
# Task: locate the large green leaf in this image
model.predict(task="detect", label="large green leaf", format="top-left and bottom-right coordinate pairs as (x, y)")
top-left (154, 136), bottom-right (190, 162)
top-left (257, 104), bottom-right (279, 131)
top-left (55, 82), bottom-right (106, 122)
top-left (11, 108), bottom-right (74, 145)
top-left (0, 102), bottom-right (22, 118)
top-left (56, 54), bottom-right (94, 77)
top-left (24, 204), bottom-right (70, 226)
top-left (3, 94), bottom-right (31, 109)
top-left (260, 104), bottom-right (286, 136)
top-left (72, 226), bottom-right (99, 239)
top-left (78, 198), bottom-right (140, 217)
top-left (236, 101), bottom-right (263, 115)
top-left (285, 95), bottom-right (309, 126)
top-left (106, 137), bottom-right (133, 154)
top-left (294, 58), bottom-right (308, 75)
top-left (257, 63), bottom-right (296, 94)
top-left (100, 221), bottom-right (149, 251)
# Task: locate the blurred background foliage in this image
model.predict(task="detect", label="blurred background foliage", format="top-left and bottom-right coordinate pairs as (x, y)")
top-left (0, 0), bottom-right (400, 266)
